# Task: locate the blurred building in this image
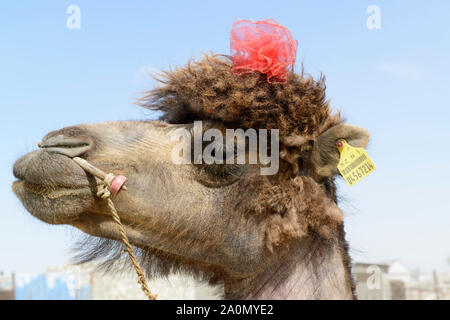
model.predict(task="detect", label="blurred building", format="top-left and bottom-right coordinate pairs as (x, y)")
top-left (353, 262), bottom-right (392, 299)
top-left (14, 265), bottom-right (92, 300)
top-left (0, 271), bottom-right (15, 300)
top-left (407, 269), bottom-right (450, 300)
top-left (3, 262), bottom-right (220, 300)
top-left (353, 260), bottom-right (450, 300)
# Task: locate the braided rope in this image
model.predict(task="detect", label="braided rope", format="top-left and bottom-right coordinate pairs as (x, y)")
top-left (98, 180), bottom-right (157, 300)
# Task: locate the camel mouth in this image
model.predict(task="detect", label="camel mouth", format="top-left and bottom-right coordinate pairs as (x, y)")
top-left (12, 150), bottom-right (98, 224)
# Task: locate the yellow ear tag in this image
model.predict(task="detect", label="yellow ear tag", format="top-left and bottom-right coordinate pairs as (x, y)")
top-left (337, 139), bottom-right (375, 186)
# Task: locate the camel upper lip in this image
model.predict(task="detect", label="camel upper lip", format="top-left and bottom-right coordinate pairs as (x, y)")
top-left (12, 150), bottom-right (97, 188)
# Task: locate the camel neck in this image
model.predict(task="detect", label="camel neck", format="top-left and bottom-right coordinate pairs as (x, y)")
top-left (224, 231), bottom-right (355, 300)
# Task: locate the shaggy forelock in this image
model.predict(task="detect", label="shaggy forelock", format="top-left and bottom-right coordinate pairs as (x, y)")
top-left (138, 53), bottom-right (340, 138)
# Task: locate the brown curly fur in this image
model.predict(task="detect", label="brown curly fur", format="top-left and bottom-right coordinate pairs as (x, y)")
top-left (230, 165), bottom-right (343, 251)
top-left (138, 53), bottom-right (341, 138)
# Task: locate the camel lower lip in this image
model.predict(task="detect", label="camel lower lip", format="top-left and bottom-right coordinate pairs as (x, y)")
top-left (12, 180), bottom-right (95, 224)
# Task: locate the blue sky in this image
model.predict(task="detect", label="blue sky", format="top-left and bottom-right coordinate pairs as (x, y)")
top-left (1, 1), bottom-right (449, 274)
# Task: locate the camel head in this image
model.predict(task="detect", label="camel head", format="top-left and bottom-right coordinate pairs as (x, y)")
top-left (12, 54), bottom-right (370, 299)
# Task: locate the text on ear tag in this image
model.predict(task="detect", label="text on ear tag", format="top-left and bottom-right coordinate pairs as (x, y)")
top-left (337, 140), bottom-right (375, 186)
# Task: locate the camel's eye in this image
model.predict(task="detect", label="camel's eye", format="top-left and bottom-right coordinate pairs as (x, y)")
top-left (194, 163), bottom-right (245, 188)
top-left (187, 123), bottom-right (247, 187)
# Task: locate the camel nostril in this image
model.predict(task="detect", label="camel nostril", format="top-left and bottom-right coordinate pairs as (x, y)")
top-left (40, 134), bottom-right (92, 158)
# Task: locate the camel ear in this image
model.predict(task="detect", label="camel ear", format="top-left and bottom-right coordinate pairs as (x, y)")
top-left (311, 124), bottom-right (370, 177)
